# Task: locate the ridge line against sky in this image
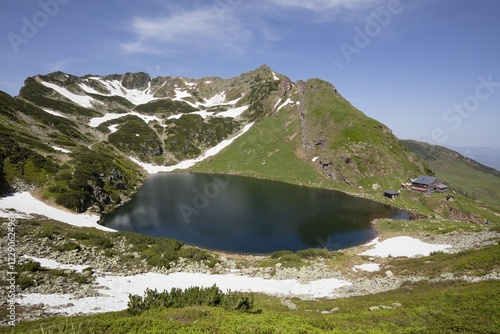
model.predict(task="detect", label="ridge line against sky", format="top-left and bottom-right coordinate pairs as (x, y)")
top-left (1, 0), bottom-right (499, 147)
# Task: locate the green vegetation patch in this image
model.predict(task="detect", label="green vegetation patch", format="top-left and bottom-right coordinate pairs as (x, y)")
top-left (0, 134), bottom-right (59, 187)
top-left (87, 93), bottom-right (134, 112)
top-left (300, 79), bottom-right (424, 186)
top-left (374, 218), bottom-right (482, 235)
top-left (245, 75), bottom-right (280, 119)
top-left (134, 99), bottom-right (197, 115)
top-left (193, 103), bottom-right (333, 188)
top-left (54, 147), bottom-right (143, 213)
top-left (118, 231), bottom-right (184, 268)
top-left (1, 89), bottom-right (84, 139)
top-left (164, 115), bottom-right (241, 160)
top-left (108, 116), bottom-right (163, 161)
top-left (390, 243), bottom-right (500, 277)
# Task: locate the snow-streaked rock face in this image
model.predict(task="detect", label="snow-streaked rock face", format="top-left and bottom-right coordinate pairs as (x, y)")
top-left (82, 78), bottom-right (157, 105)
top-left (41, 81), bottom-right (100, 108)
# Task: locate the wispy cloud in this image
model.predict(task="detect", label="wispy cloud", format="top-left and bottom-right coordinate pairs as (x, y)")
top-left (121, 6), bottom-right (253, 55)
top-left (120, 0), bottom-right (398, 57)
top-left (46, 59), bottom-right (74, 72)
top-left (267, 0), bottom-right (386, 14)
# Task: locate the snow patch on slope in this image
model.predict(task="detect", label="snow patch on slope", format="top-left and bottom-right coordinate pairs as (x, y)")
top-left (18, 271), bottom-right (351, 315)
top-left (204, 92), bottom-right (226, 107)
top-left (216, 106), bottom-right (248, 118)
top-left (42, 108), bottom-right (68, 119)
top-left (88, 112), bottom-right (163, 128)
top-left (277, 98), bottom-right (292, 111)
top-left (41, 81), bottom-right (99, 108)
top-left (51, 146), bottom-right (71, 153)
top-left (360, 236), bottom-right (451, 258)
top-left (108, 124), bottom-right (120, 133)
top-left (0, 192), bottom-right (114, 232)
top-left (23, 256), bottom-right (89, 273)
top-left (352, 263), bottom-right (380, 272)
top-left (81, 79), bottom-right (157, 105)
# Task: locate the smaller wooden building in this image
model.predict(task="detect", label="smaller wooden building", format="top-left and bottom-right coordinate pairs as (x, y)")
top-left (384, 190), bottom-right (400, 199)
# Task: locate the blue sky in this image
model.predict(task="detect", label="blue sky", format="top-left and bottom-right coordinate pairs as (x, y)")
top-left (1, 0), bottom-right (499, 147)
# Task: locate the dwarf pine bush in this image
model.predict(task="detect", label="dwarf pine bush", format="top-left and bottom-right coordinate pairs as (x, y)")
top-left (127, 285), bottom-right (254, 315)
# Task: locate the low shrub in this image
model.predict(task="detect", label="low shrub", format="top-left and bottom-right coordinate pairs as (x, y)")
top-left (270, 250), bottom-right (293, 259)
top-left (119, 231), bottom-right (184, 269)
top-left (178, 247), bottom-right (211, 261)
top-left (74, 274), bottom-right (90, 284)
top-left (57, 242), bottom-right (81, 252)
top-left (16, 275), bottom-right (36, 289)
top-left (279, 253), bottom-right (303, 265)
top-left (16, 260), bottom-right (41, 272)
top-left (89, 235), bottom-right (114, 249)
top-left (37, 228), bottom-right (60, 240)
top-left (297, 248), bottom-right (331, 259)
top-left (178, 247), bottom-right (219, 268)
top-left (127, 285), bottom-right (254, 315)
top-left (66, 231), bottom-right (90, 240)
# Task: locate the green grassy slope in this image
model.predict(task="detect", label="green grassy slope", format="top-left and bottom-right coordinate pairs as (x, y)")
top-left (194, 78), bottom-right (426, 194)
top-left (297, 79), bottom-right (425, 188)
top-left (0, 90), bottom-right (145, 212)
top-left (4, 281), bottom-right (498, 333)
top-left (193, 100), bottom-right (335, 188)
top-left (402, 140), bottom-right (500, 209)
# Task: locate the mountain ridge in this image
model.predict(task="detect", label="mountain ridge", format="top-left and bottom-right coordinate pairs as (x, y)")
top-left (1, 65), bottom-right (498, 224)
top-left (446, 145), bottom-right (500, 171)
top-left (402, 139), bottom-right (500, 209)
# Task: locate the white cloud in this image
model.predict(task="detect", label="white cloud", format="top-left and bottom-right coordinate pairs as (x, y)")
top-left (121, 6), bottom-right (253, 55)
top-left (267, 0), bottom-right (385, 13)
top-left (120, 0), bottom-right (392, 56)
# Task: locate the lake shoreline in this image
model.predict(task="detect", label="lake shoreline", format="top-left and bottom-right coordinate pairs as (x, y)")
top-left (1, 190), bottom-right (499, 324)
top-left (102, 172), bottom-right (407, 254)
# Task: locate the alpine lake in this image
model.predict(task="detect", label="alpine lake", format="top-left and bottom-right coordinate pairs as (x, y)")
top-left (102, 173), bottom-right (409, 254)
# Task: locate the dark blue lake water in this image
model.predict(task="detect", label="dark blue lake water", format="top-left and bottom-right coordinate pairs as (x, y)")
top-left (102, 173), bottom-right (408, 254)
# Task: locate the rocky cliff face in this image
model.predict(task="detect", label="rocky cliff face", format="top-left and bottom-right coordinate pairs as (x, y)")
top-left (296, 78), bottom-right (424, 186)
